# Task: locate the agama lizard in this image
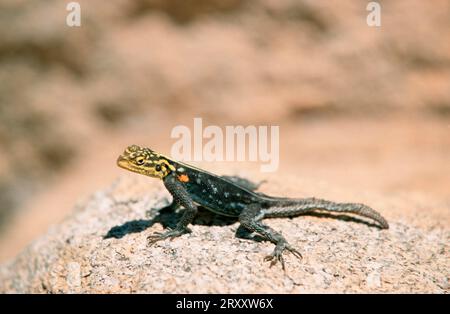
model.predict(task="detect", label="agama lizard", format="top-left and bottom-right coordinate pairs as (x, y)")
top-left (117, 145), bottom-right (389, 269)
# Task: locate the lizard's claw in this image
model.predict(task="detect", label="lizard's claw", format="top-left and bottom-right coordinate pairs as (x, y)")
top-left (264, 243), bottom-right (302, 270)
top-left (147, 227), bottom-right (191, 246)
top-left (264, 251), bottom-right (286, 270)
top-left (286, 245), bottom-right (303, 260)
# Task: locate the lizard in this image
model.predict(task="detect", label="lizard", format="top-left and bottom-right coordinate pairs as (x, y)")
top-left (117, 144), bottom-right (389, 269)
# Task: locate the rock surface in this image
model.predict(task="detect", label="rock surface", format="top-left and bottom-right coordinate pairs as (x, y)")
top-left (0, 174), bottom-right (448, 293)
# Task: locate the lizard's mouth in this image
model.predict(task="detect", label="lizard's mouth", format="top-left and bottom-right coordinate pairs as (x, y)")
top-left (117, 155), bottom-right (148, 176)
top-left (117, 155), bottom-right (132, 170)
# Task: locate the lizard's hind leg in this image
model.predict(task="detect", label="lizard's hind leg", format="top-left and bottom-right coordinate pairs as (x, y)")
top-left (238, 204), bottom-right (302, 270)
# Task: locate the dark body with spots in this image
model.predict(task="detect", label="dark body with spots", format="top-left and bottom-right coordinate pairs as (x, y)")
top-left (117, 145), bottom-right (389, 270)
top-left (177, 164), bottom-right (263, 217)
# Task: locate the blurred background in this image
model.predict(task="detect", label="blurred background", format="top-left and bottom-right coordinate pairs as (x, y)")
top-left (0, 0), bottom-right (449, 262)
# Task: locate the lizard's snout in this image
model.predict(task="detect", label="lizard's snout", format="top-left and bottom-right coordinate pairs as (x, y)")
top-left (117, 155), bottom-right (129, 169)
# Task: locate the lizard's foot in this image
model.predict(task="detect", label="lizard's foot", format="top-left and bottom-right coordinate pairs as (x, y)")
top-left (147, 227), bottom-right (191, 246)
top-left (264, 242), bottom-right (302, 270)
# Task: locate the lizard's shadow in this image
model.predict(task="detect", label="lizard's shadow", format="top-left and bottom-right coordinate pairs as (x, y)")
top-left (104, 204), bottom-right (383, 240)
top-left (104, 205), bottom-right (237, 240)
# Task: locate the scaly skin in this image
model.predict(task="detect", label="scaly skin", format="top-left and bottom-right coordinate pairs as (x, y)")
top-left (117, 145), bottom-right (389, 270)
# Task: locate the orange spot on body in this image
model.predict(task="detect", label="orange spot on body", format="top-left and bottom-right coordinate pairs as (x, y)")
top-left (178, 174), bottom-right (189, 182)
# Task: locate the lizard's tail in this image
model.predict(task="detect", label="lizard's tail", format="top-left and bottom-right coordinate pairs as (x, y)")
top-left (268, 197), bottom-right (389, 229)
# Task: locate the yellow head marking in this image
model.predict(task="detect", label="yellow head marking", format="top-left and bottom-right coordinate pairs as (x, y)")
top-left (117, 145), bottom-right (175, 179)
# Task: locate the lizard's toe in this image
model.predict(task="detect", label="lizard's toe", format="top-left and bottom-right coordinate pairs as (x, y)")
top-left (263, 242), bottom-right (302, 270)
top-left (286, 245), bottom-right (303, 260)
top-left (264, 251), bottom-right (286, 270)
top-left (147, 233), bottom-right (166, 246)
top-left (146, 227), bottom-right (190, 246)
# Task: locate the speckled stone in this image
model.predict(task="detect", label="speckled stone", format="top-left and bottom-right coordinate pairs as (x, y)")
top-left (0, 176), bottom-right (448, 293)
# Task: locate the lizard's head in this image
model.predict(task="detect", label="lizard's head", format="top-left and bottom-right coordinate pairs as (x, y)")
top-left (117, 145), bottom-right (175, 179)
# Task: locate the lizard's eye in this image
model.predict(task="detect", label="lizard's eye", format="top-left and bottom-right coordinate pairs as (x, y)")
top-left (155, 164), bottom-right (162, 171)
top-left (135, 157), bottom-right (145, 165)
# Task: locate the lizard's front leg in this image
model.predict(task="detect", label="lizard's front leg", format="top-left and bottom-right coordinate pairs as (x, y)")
top-left (147, 173), bottom-right (197, 245)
